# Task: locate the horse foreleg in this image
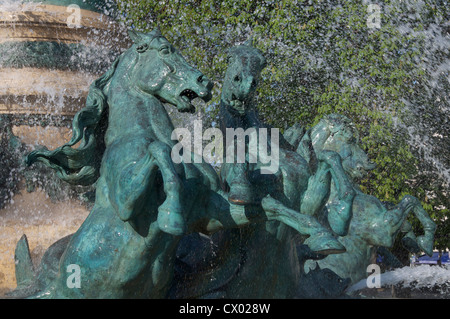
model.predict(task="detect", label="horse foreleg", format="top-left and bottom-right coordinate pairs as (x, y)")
top-left (318, 150), bottom-right (356, 236)
top-left (197, 192), bottom-right (345, 255)
top-left (410, 198), bottom-right (436, 256)
top-left (261, 195), bottom-right (345, 255)
top-left (225, 162), bottom-right (255, 205)
top-left (399, 220), bottom-right (421, 254)
top-left (299, 161), bottom-right (331, 217)
top-left (384, 196), bottom-right (435, 255)
top-left (148, 141), bottom-right (186, 236)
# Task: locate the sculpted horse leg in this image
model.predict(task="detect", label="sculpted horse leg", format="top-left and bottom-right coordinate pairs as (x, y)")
top-left (412, 201), bottom-right (436, 256)
top-left (388, 195), bottom-right (436, 256)
top-left (399, 220), bottom-right (422, 253)
top-left (261, 195), bottom-right (345, 254)
top-left (106, 138), bottom-right (186, 236)
top-left (357, 194), bottom-right (436, 256)
top-left (298, 149), bottom-right (355, 237)
top-left (300, 161), bottom-right (332, 217)
top-left (225, 162), bottom-right (255, 205)
top-left (317, 150), bottom-right (356, 236)
top-left (187, 188), bottom-right (345, 255)
top-left (148, 141), bottom-right (187, 236)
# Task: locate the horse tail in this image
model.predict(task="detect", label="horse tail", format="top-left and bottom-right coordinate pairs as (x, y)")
top-left (25, 57), bottom-right (121, 186)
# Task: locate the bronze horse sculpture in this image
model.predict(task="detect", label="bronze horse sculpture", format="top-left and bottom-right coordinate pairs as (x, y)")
top-left (9, 29), bottom-right (436, 299)
top-left (170, 40), bottom-right (360, 298)
top-left (297, 115), bottom-right (436, 284)
top-left (218, 40), bottom-right (357, 248)
top-left (171, 40), bottom-right (436, 299)
top-left (11, 29), bottom-right (331, 299)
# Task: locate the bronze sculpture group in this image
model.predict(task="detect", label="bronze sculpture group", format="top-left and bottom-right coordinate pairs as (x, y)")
top-left (9, 28), bottom-right (435, 299)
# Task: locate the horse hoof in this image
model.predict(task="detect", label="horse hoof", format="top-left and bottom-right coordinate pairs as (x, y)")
top-left (417, 236), bottom-right (433, 256)
top-left (304, 233), bottom-right (346, 255)
top-left (157, 202), bottom-right (186, 236)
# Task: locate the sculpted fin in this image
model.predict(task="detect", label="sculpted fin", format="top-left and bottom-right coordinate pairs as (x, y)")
top-left (14, 234), bottom-right (35, 289)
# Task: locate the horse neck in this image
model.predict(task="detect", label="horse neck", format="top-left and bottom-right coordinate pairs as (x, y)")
top-left (107, 49), bottom-right (139, 94)
top-left (107, 48), bottom-right (168, 109)
top-left (103, 50), bottom-right (176, 145)
top-left (219, 97), bottom-right (240, 135)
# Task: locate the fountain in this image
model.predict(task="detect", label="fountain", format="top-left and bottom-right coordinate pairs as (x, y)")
top-left (0, 0), bottom-right (447, 300)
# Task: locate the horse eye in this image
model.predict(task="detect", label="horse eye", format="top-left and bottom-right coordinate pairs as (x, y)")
top-left (234, 75), bottom-right (241, 82)
top-left (159, 46), bottom-right (171, 55)
top-left (136, 43), bottom-right (149, 53)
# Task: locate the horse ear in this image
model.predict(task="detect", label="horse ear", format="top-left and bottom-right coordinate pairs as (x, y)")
top-left (129, 27), bottom-right (163, 44)
top-left (225, 47), bottom-right (234, 64)
top-left (128, 29), bottom-right (145, 43)
top-left (150, 26), bottom-right (163, 38)
top-left (244, 36), bottom-right (254, 47)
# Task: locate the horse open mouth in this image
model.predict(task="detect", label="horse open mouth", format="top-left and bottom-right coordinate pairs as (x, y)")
top-left (178, 89), bottom-right (199, 112)
top-left (229, 94), bottom-right (246, 115)
top-left (181, 89), bottom-right (198, 102)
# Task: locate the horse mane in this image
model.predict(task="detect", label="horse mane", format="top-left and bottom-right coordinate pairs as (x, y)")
top-left (26, 56), bottom-right (122, 186)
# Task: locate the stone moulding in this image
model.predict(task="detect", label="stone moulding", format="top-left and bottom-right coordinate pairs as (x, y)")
top-left (0, 3), bottom-right (128, 127)
top-left (0, 4), bottom-right (122, 45)
top-left (0, 41), bottom-right (116, 72)
top-left (0, 67), bottom-right (96, 118)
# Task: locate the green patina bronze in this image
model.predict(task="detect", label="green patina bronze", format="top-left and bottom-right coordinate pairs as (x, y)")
top-left (11, 29), bottom-right (354, 299)
top-left (171, 41), bottom-right (436, 298)
top-left (171, 40), bottom-right (357, 298)
top-left (10, 30), bottom-right (436, 298)
top-left (218, 40), bottom-right (354, 252)
top-left (301, 115), bottom-right (436, 284)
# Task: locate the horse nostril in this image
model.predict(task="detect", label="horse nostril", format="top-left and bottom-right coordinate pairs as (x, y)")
top-left (234, 75), bottom-right (241, 82)
top-left (198, 74), bottom-right (213, 88)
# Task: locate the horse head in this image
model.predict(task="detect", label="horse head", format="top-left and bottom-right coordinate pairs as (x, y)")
top-left (311, 114), bottom-right (376, 179)
top-left (221, 37), bottom-right (267, 115)
top-left (128, 28), bottom-right (213, 113)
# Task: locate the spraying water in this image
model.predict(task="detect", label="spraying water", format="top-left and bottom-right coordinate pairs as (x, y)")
top-left (0, 0), bottom-right (127, 296)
